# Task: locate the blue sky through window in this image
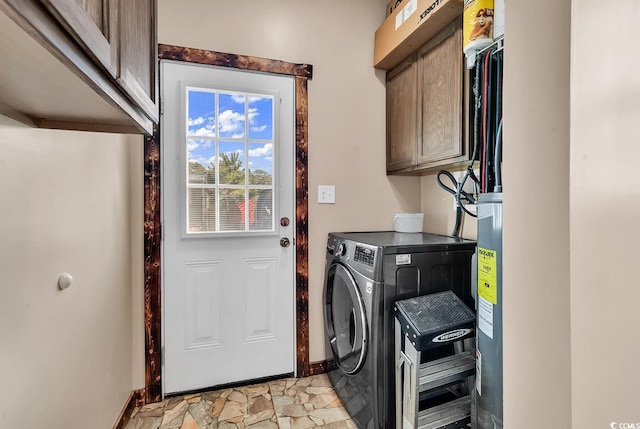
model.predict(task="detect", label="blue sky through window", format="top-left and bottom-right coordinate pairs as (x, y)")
top-left (187, 88), bottom-right (274, 177)
top-left (248, 97), bottom-right (273, 140)
top-left (187, 90), bottom-right (215, 137)
top-left (218, 93), bottom-right (246, 138)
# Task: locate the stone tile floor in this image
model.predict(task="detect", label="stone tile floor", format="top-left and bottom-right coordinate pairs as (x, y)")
top-left (126, 374), bottom-right (356, 429)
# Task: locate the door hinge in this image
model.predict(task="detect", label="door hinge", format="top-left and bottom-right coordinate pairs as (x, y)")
top-left (160, 95), bottom-right (164, 116)
top-left (161, 346), bottom-right (165, 365)
top-left (161, 221), bottom-right (165, 240)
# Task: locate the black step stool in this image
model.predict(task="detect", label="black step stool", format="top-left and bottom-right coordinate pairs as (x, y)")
top-left (394, 291), bottom-right (476, 429)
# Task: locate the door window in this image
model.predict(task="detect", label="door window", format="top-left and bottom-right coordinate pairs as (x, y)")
top-left (185, 87), bottom-right (275, 234)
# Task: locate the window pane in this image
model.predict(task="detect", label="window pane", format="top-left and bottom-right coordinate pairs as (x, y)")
top-left (219, 188), bottom-right (245, 231)
top-left (248, 96), bottom-right (274, 140)
top-left (188, 139), bottom-right (215, 184)
top-left (184, 87), bottom-right (276, 236)
top-left (249, 189), bottom-right (273, 231)
top-left (187, 90), bottom-right (216, 137)
top-left (219, 141), bottom-right (245, 185)
top-left (218, 93), bottom-right (245, 138)
top-left (188, 188), bottom-right (216, 232)
top-left (248, 143), bottom-right (273, 185)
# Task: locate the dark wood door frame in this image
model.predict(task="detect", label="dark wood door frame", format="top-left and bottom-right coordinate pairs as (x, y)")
top-left (143, 44), bottom-right (313, 404)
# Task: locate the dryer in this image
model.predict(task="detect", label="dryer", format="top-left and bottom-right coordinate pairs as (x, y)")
top-left (323, 232), bottom-right (476, 428)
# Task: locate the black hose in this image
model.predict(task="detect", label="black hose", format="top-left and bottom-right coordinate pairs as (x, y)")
top-left (436, 170), bottom-right (475, 204)
top-left (436, 170), bottom-right (477, 220)
top-left (494, 51), bottom-right (502, 155)
top-left (463, 61), bottom-right (482, 213)
top-left (437, 53), bottom-right (489, 232)
top-left (485, 50), bottom-right (493, 192)
top-left (452, 206), bottom-right (462, 237)
top-left (493, 51), bottom-right (503, 192)
top-left (472, 56), bottom-right (481, 165)
top-left (457, 168), bottom-right (479, 217)
top-left (494, 120), bottom-right (503, 192)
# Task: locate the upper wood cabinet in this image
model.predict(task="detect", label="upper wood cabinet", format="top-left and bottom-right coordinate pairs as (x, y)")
top-left (386, 19), bottom-right (470, 175)
top-left (40, 0), bottom-right (119, 77)
top-left (418, 22), bottom-right (463, 165)
top-left (0, 0), bottom-right (158, 134)
top-left (117, 0), bottom-right (158, 122)
top-left (386, 55), bottom-right (418, 172)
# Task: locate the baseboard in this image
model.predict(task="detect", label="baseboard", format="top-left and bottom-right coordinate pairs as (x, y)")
top-left (308, 359), bottom-right (335, 376)
top-left (113, 388), bottom-right (145, 429)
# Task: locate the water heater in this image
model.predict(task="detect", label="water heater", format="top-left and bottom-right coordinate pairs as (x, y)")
top-left (474, 192), bottom-right (503, 428)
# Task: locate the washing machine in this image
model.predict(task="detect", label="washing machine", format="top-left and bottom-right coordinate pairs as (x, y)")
top-left (323, 231), bottom-right (476, 428)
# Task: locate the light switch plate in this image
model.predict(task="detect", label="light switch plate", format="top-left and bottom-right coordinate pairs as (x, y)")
top-left (318, 185), bottom-right (335, 204)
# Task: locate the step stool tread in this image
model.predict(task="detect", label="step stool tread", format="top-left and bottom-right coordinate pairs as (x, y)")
top-left (418, 351), bottom-right (476, 392)
top-left (395, 291), bottom-right (475, 351)
top-left (417, 395), bottom-right (471, 429)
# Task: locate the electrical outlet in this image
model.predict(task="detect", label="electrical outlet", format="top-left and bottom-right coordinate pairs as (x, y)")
top-left (318, 185), bottom-right (335, 204)
top-left (452, 196), bottom-right (478, 214)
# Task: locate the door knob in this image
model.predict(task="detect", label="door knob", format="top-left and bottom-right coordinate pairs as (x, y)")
top-left (280, 237), bottom-right (291, 247)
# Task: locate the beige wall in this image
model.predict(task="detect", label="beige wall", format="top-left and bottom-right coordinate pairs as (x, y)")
top-left (571, 1), bottom-right (640, 427)
top-left (0, 116), bottom-right (140, 428)
top-left (157, 0), bottom-right (421, 364)
top-left (502, 1), bottom-right (640, 427)
top-left (503, 0), bottom-right (572, 428)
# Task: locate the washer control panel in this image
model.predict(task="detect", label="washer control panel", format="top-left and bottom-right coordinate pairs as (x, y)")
top-left (354, 245), bottom-right (376, 267)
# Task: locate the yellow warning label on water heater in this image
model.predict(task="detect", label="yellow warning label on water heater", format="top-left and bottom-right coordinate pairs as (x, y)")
top-left (478, 247), bottom-right (498, 304)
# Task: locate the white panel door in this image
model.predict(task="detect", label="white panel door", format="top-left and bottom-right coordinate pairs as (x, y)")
top-left (161, 60), bottom-right (296, 394)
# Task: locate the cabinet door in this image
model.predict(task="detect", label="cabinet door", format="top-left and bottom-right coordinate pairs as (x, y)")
top-left (386, 55), bottom-right (418, 172)
top-left (418, 20), bottom-right (463, 166)
top-left (117, 0), bottom-right (158, 122)
top-left (40, 0), bottom-right (118, 77)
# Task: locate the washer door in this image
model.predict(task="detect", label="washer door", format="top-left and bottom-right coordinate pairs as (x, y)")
top-left (324, 263), bottom-right (368, 374)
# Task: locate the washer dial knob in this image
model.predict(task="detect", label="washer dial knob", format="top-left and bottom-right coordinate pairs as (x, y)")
top-left (336, 243), bottom-right (347, 257)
